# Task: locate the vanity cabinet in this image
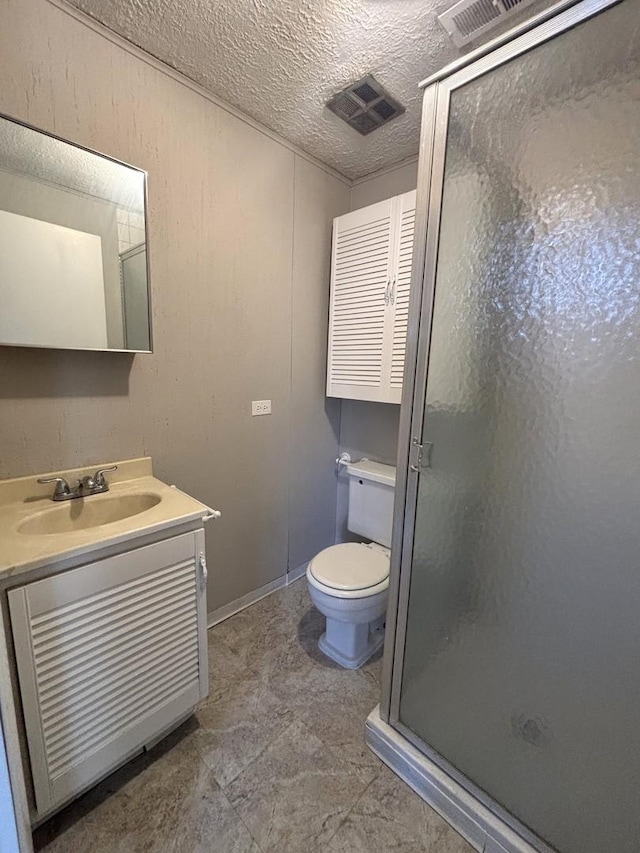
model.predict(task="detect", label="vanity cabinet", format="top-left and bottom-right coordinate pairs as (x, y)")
top-left (8, 529), bottom-right (208, 818)
top-left (326, 189), bottom-right (416, 403)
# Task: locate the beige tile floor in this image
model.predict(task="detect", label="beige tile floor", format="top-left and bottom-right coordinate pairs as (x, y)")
top-left (34, 578), bottom-right (475, 853)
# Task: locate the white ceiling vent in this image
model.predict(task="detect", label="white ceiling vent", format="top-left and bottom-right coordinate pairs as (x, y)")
top-left (438, 0), bottom-right (539, 47)
top-left (327, 76), bottom-right (405, 136)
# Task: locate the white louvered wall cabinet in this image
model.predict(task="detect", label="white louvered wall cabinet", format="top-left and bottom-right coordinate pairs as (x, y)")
top-left (326, 189), bottom-right (416, 403)
top-left (8, 530), bottom-right (208, 819)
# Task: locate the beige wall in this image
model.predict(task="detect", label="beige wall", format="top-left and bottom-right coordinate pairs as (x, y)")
top-left (350, 157), bottom-right (419, 210)
top-left (336, 158), bottom-right (418, 540)
top-left (0, 0), bottom-right (350, 613)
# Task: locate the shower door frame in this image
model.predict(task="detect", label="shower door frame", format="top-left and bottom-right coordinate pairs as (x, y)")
top-left (377, 0), bottom-right (623, 849)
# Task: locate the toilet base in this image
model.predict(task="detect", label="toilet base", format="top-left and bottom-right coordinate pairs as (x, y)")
top-left (319, 617), bottom-right (385, 669)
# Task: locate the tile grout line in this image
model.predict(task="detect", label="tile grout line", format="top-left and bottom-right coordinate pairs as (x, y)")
top-left (220, 713), bottom-right (381, 853)
top-left (180, 742), bottom-right (270, 853)
top-left (201, 614), bottom-right (308, 796)
top-left (195, 658), bottom-right (303, 789)
top-left (283, 706), bottom-right (385, 849)
top-left (218, 716), bottom-right (302, 790)
top-left (217, 718), bottom-right (302, 850)
top-left (217, 782), bottom-right (268, 853)
top-left (319, 769), bottom-right (382, 850)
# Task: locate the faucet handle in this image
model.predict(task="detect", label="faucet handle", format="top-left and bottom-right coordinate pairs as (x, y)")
top-left (93, 465), bottom-right (118, 488)
top-left (37, 476), bottom-right (72, 499)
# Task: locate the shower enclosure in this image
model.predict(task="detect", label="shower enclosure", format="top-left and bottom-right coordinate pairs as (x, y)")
top-left (367, 1), bottom-right (640, 851)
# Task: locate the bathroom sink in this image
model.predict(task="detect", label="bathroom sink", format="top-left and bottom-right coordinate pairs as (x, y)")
top-left (18, 493), bottom-right (162, 535)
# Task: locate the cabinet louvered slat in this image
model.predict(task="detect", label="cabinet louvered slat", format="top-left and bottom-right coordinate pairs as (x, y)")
top-left (336, 229), bottom-right (390, 247)
top-left (335, 295), bottom-right (385, 309)
top-left (33, 569), bottom-right (195, 661)
top-left (389, 193), bottom-right (417, 401)
top-left (31, 560), bottom-right (194, 635)
top-left (327, 197), bottom-right (394, 399)
top-left (9, 530), bottom-right (208, 818)
top-left (335, 216), bottom-right (389, 239)
top-left (34, 589), bottom-right (196, 677)
top-left (42, 637), bottom-right (199, 743)
top-left (332, 266), bottom-right (389, 282)
top-left (327, 191), bottom-right (416, 402)
top-left (46, 664), bottom-right (198, 775)
top-left (39, 616), bottom-right (196, 708)
top-left (41, 631), bottom-right (198, 724)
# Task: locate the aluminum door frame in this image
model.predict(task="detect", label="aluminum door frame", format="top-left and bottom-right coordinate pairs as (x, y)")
top-left (379, 0), bottom-right (623, 847)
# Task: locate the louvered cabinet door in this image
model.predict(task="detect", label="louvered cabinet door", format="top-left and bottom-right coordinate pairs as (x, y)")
top-left (327, 198), bottom-right (394, 401)
top-left (387, 190), bottom-right (417, 403)
top-left (8, 530), bottom-right (208, 818)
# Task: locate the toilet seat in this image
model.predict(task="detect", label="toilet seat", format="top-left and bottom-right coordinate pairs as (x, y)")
top-left (307, 542), bottom-right (390, 600)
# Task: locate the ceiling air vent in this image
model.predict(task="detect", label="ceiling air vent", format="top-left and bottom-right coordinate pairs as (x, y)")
top-left (326, 75), bottom-right (405, 136)
top-left (438, 0), bottom-right (539, 48)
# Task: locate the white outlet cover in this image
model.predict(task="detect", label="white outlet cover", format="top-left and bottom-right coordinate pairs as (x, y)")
top-left (251, 400), bottom-right (272, 416)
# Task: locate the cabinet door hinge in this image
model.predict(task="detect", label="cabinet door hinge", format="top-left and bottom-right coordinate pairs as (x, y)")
top-left (410, 438), bottom-right (432, 474)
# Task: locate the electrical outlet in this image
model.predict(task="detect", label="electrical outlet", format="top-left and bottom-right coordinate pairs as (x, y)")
top-left (251, 400), bottom-right (272, 416)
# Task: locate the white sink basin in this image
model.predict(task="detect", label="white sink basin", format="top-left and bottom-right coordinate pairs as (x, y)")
top-left (18, 493), bottom-right (162, 536)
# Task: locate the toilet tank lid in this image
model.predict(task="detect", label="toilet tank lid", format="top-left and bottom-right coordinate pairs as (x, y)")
top-left (346, 459), bottom-right (396, 487)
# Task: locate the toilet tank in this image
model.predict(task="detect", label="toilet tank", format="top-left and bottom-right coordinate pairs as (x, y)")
top-left (346, 460), bottom-right (396, 548)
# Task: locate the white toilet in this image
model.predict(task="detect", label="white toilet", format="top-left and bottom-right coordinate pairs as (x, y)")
top-left (306, 459), bottom-right (396, 669)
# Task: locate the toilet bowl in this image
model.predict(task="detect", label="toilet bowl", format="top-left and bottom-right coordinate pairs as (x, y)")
top-left (307, 541), bottom-right (390, 669)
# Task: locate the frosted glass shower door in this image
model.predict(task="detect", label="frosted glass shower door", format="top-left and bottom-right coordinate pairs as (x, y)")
top-left (398, 3), bottom-right (640, 852)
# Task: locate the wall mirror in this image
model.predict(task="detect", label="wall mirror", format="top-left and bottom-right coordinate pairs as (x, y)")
top-left (0, 114), bottom-right (152, 352)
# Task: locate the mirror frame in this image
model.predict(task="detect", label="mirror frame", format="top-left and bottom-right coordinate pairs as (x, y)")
top-left (0, 111), bottom-right (153, 354)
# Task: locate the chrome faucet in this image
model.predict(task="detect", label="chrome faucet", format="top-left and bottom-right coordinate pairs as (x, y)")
top-left (38, 466), bottom-right (118, 501)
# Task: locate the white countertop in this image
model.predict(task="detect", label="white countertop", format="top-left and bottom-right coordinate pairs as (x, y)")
top-left (0, 457), bottom-right (213, 581)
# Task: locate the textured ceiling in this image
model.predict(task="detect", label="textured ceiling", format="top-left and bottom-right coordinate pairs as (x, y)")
top-left (64, 0), bottom-right (554, 180)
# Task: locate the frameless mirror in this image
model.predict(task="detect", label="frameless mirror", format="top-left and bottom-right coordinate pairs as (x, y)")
top-left (0, 114), bottom-right (152, 352)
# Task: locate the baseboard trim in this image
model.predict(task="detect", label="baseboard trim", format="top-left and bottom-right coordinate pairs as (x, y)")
top-left (207, 576), bottom-right (285, 628)
top-left (207, 564), bottom-right (307, 628)
top-left (286, 562), bottom-right (308, 584)
top-left (365, 706), bottom-right (544, 853)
